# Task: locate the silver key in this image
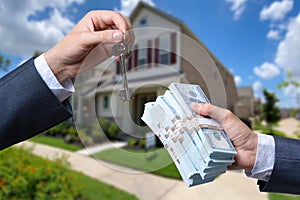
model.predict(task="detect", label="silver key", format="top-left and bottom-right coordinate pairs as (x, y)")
top-left (112, 41), bottom-right (134, 101)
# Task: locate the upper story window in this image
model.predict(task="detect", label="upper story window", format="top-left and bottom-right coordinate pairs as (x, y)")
top-left (139, 17), bottom-right (147, 27)
top-left (138, 41), bottom-right (147, 66)
top-left (115, 32), bottom-right (177, 74)
top-left (159, 34), bottom-right (170, 65)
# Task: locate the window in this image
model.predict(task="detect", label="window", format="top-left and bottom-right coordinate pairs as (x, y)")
top-left (159, 34), bottom-right (170, 65)
top-left (138, 41), bottom-right (147, 67)
top-left (103, 95), bottom-right (109, 109)
top-left (139, 17), bottom-right (147, 27)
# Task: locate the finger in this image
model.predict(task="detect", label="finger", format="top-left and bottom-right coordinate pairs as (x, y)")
top-left (92, 10), bottom-right (130, 33)
top-left (190, 103), bottom-right (227, 123)
top-left (80, 30), bottom-right (124, 47)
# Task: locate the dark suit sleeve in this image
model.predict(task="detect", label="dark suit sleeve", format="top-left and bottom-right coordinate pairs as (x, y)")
top-left (0, 58), bottom-right (72, 150)
top-left (258, 136), bottom-right (300, 194)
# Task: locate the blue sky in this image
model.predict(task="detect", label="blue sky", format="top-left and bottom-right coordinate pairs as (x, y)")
top-left (0, 0), bottom-right (299, 108)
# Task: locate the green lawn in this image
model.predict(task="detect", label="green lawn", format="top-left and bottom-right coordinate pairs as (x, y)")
top-left (29, 135), bottom-right (82, 152)
top-left (269, 193), bottom-right (300, 200)
top-left (73, 170), bottom-right (138, 200)
top-left (94, 147), bottom-right (181, 179)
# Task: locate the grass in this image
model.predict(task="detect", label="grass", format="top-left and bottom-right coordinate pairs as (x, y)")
top-left (94, 147), bottom-right (181, 179)
top-left (254, 124), bottom-right (287, 137)
top-left (29, 135), bottom-right (82, 152)
top-left (73, 170), bottom-right (138, 200)
top-left (269, 193), bottom-right (300, 200)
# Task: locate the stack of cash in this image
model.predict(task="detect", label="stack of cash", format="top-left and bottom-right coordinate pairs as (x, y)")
top-left (141, 83), bottom-right (237, 187)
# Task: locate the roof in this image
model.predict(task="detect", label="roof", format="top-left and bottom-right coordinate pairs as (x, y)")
top-left (129, 1), bottom-right (234, 80)
top-left (238, 86), bottom-right (254, 97)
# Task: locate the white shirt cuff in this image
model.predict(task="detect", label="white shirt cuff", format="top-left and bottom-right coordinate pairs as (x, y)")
top-left (34, 54), bottom-right (75, 102)
top-left (245, 132), bottom-right (275, 182)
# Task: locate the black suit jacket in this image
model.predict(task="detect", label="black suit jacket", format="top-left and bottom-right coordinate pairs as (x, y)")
top-left (259, 136), bottom-right (300, 194)
top-left (0, 58), bottom-right (72, 150)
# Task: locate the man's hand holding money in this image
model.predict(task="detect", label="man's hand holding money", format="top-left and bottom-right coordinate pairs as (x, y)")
top-left (190, 102), bottom-right (258, 171)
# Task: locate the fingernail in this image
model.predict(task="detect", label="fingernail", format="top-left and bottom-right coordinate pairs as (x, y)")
top-left (113, 31), bottom-right (122, 42)
top-left (190, 102), bottom-right (201, 109)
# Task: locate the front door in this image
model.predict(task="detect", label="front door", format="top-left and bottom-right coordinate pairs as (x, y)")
top-left (132, 92), bottom-right (157, 126)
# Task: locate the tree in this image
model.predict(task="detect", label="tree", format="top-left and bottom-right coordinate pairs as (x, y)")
top-left (262, 89), bottom-right (281, 133)
top-left (278, 70), bottom-right (300, 117)
top-left (278, 70), bottom-right (300, 89)
top-left (0, 54), bottom-right (10, 71)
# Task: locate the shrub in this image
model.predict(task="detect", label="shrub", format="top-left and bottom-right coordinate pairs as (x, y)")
top-left (107, 123), bottom-right (120, 139)
top-left (0, 147), bottom-right (83, 200)
top-left (139, 138), bottom-right (146, 148)
top-left (127, 138), bottom-right (138, 147)
top-left (98, 117), bottom-right (110, 134)
top-left (91, 122), bottom-right (106, 143)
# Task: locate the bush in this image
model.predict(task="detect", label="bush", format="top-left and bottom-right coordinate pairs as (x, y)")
top-left (0, 147), bottom-right (83, 200)
top-left (127, 138), bottom-right (138, 147)
top-left (107, 123), bottom-right (120, 139)
top-left (91, 122), bottom-right (106, 143)
top-left (98, 117), bottom-right (110, 134)
top-left (139, 138), bottom-right (146, 148)
top-left (43, 121), bottom-right (80, 146)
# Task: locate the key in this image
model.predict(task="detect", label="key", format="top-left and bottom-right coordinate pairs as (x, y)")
top-left (112, 41), bottom-right (134, 101)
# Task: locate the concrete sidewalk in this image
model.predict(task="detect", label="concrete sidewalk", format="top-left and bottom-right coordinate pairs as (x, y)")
top-left (76, 141), bottom-right (127, 155)
top-left (15, 141), bottom-right (268, 200)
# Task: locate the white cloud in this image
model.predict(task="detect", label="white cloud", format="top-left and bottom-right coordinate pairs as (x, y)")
top-left (283, 84), bottom-right (300, 98)
top-left (254, 62), bottom-right (280, 79)
top-left (117, 0), bottom-right (155, 16)
top-left (280, 84), bottom-right (300, 107)
top-left (226, 0), bottom-right (247, 20)
top-left (267, 29), bottom-right (280, 40)
top-left (0, 0), bottom-right (84, 56)
top-left (275, 13), bottom-right (300, 79)
top-left (260, 0), bottom-right (293, 21)
top-left (234, 75), bottom-right (242, 85)
top-left (253, 81), bottom-right (263, 91)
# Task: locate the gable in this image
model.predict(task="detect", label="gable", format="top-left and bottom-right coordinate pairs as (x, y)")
top-left (131, 7), bottom-right (181, 32)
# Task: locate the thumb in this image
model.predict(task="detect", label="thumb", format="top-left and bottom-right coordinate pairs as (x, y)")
top-left (190, 102), bottom-right (227, 123)
top-left (81, 30), bottom-right (124, 46)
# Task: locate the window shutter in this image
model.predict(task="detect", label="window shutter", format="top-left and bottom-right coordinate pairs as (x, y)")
top-left (154, 37), bottom-right (159, 66)
top-left (147, 40), bottom-right (152, 68)
top-left (134, 44), bottom-right (138, 70)
top-left (170, 32), bottom-right (177, 64)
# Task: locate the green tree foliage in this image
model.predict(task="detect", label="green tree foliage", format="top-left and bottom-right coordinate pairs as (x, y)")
top-left (262, 89), bottom-right (281, 133)
top-left (0, 54), bottom-right (11, 71)
top-left (278, 70), bottom-right (300, 89)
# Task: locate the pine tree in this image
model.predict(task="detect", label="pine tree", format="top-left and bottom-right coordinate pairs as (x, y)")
top-left (262, 89), bottom-right (281, 133)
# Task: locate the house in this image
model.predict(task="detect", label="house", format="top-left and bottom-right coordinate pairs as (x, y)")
top-left (235, 86), bottom-right (257, 127)
top-left (73, 2), bottom-right (238, 137)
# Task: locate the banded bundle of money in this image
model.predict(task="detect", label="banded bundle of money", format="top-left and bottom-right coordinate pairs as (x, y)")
top-left (141, 83), bottom-right (237, 187)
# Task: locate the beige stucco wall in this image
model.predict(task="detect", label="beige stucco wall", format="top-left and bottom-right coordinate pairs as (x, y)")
top-left (180, 32), bottom-right (237, 111)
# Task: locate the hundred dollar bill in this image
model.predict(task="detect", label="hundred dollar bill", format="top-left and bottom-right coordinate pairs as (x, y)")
top-left (143, 103), bottom-right (219, 185)
top-left (142, 104), bottom-right (194, 185)
top-left (159, 92), bottom-right (234, 167)
top-left (156, 95), bottom-right (209, 164)
top-left (141, 83), bottom-right (238, 186)
top-left (168, 83), bottom-right (236, 158)
top-left (150, 104), bottom-right (219, 180)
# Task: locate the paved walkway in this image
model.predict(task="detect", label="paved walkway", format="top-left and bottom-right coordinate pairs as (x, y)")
top-left (16, 141), bottom-right (268, 200)
top-left (274, 117), bottom-right (300, 138)
top-left (76, 141), bottom-right (127, 155)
